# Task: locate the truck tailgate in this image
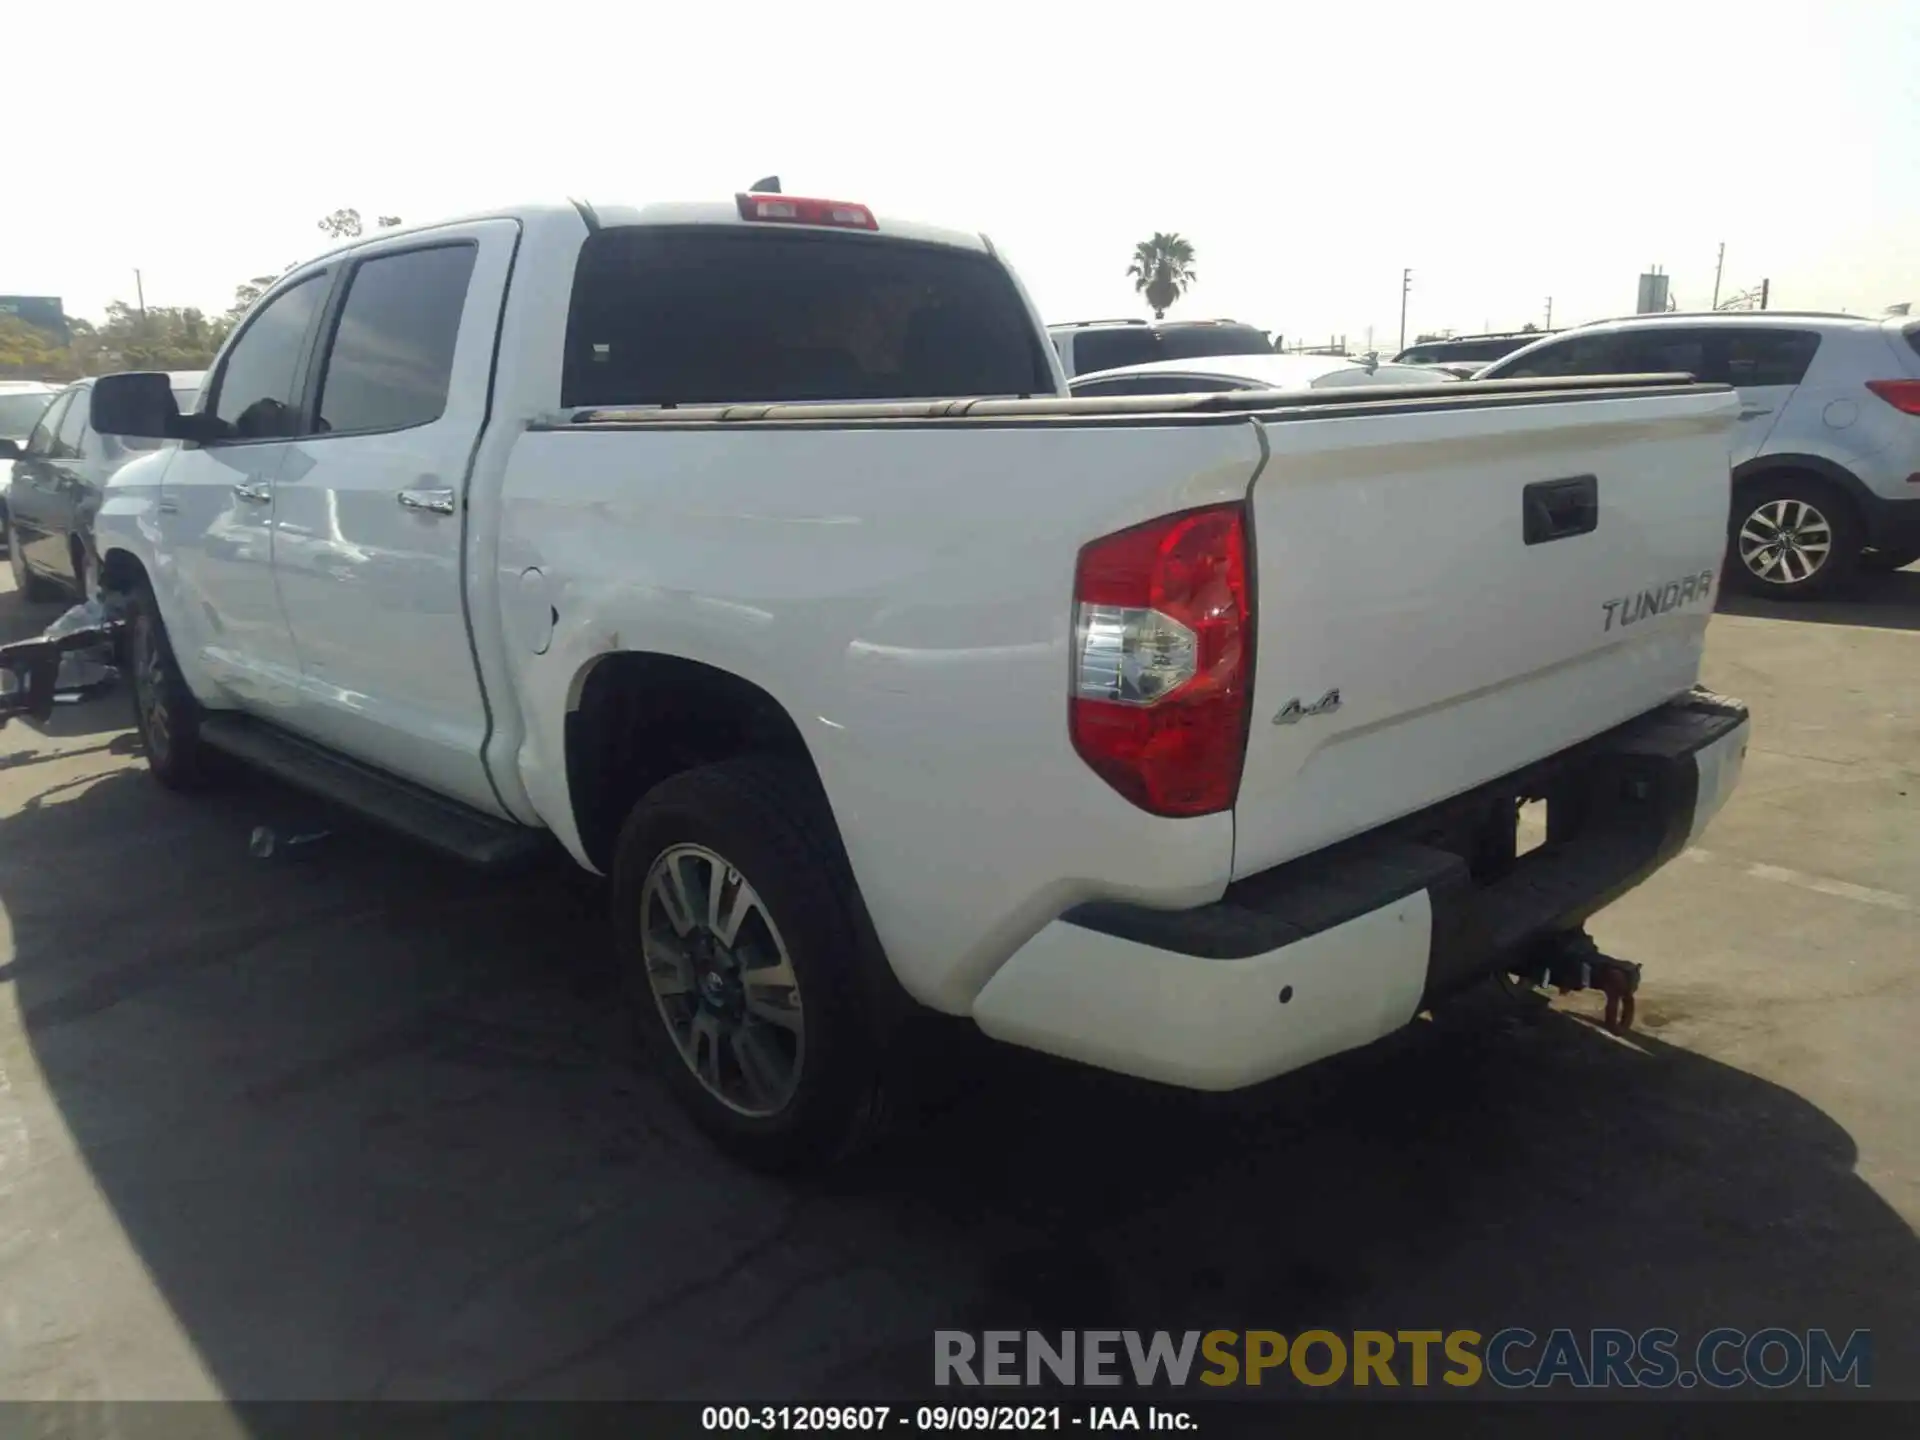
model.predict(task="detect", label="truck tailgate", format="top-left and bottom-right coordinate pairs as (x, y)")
top-left (1232, 385), bottom-right (1740, 880)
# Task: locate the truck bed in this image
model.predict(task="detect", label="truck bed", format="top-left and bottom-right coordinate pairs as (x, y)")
top-left (499, 372), bottom-right (1737, 1011)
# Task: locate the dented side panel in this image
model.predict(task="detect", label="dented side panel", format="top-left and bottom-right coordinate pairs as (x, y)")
top-left (492, 420), bottom-right (1259, 1012)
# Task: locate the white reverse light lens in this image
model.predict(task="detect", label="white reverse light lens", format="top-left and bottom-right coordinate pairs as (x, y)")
top-left (1074, 604), bottom-right (1198, 704)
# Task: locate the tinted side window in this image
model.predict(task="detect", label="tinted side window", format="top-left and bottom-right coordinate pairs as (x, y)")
top-left (54, 390), bottom-right (89, 457)
top-left (1609, 329), bottom-right (1712, 379)
top-left (212, 276), bottom-right (325, 440)
top-left (27, 393), bottom-right (71, 456)
top-left (316, 245), bottom-right (477, 435)
top-left (1493, 334), bottom-right (1631, 378)
top-left (1718, 330), bottom-right (1821, 387)
top-left (563, 229), bottom-right (1053, 407)
top-left (1157, 327), bottom-right (1273, 362)
top-left (1072, 330), bottom-right (1161, 374)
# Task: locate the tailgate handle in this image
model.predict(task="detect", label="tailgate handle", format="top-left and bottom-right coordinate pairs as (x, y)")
top-left (1523, 475), bottom-right (1598, 545)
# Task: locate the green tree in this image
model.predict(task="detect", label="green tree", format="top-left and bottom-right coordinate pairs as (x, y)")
top-left (318, 208), bottom-right (403, 241)
top-left (318, 207), bottom-right (364, 240)
top-left (0, 315), bottom-right (78, 380)
top-left (1127, 233), bottom-right (1198, 320)
top-left (68, 303), bottom-right (229, 374)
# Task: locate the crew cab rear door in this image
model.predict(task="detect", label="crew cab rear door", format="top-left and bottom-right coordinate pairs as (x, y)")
top-left (267, 221), bottom-right (519, 815)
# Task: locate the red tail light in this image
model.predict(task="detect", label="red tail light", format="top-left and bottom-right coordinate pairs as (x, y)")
top-left (1070, 504), bottom-right (1252, 817)
top-left (735, 192), bottom-right (878, 231)
top-left (1865, 380), bottom-right (1920, 416)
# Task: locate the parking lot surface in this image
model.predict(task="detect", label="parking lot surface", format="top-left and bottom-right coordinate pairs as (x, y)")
top-left (0, 567), bottom-right (1914, 1402)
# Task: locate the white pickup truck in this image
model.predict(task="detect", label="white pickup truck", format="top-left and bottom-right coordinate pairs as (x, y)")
top-left (74, 191), bottom-right (1750, 1168)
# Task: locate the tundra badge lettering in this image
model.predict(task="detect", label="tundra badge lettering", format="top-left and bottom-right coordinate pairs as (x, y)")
top-left (1273, 688), bottom-right (1342, 725)
top-left (1602, 569), bottom-right (1716, 632)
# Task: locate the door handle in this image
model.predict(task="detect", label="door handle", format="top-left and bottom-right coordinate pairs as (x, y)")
top-left (1523, 474), bottom-right (1599, 545)
top-left (397, 487), bottom-right (456, 516)
top-left (1737, 407), bottom-right (1773, 421)
top-left (232, 481), bottom-right (271, 504)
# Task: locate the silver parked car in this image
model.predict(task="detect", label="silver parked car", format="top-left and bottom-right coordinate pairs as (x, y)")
top-left (0, 381), bottom-right (59, 553)
top-left (1068, 351), bottom-right (1462, 398)
top-left (5, 371), bottom-right (203, 600)
top-left (1480, 313), bottom-right (1920, 597)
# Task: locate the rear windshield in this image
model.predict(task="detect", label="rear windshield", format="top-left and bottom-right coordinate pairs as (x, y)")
top-left (0, 392), bottom-right (53, 439)
top-left (1072, 325), bottom-right (1272, 375)
top-left (1397, 336), bottom-right (1535, 364)
top-left (561, 227), bottom-right (1054, 408)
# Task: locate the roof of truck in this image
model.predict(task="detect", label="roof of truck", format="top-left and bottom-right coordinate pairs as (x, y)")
top-left (309, 198), bottom-right (992, 263)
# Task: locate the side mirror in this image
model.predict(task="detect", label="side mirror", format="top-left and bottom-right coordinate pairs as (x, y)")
top-left (90, 372), bottom-right (182, 440)
top-left (0, 438), bottom-right (21, 461)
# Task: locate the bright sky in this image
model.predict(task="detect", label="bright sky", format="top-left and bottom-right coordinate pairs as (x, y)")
top-left (10, 0), bottom-right (1916, 349)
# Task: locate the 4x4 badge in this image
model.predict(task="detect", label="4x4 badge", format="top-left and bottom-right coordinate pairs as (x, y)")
top-left (1273, 688), bottom-right (1342, 725)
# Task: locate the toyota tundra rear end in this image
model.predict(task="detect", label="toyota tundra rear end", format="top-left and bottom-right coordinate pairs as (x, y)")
top-left (970, 376), bottom-right (1751, 1087)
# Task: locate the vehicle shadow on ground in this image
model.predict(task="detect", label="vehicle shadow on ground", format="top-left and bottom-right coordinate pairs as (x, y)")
top-left (2, 767), bottom-right (1916, 1402)
top-left (1718, 566), bottom-right (1920, 631)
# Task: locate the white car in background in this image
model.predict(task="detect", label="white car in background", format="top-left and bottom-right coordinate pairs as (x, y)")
top-left (1049, 318), bottom-right (1276, 380)
top-left (1069, 351), bottom-right (1462, 398)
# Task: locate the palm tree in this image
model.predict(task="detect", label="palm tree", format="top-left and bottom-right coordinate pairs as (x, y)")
top-left (1127, 233), bottom-right (1198, 319)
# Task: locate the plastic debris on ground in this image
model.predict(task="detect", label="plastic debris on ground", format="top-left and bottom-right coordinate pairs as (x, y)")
top-left (44, 600), bottom-right (121, 699)
top-left (0, 594), bottom-right (127, 725)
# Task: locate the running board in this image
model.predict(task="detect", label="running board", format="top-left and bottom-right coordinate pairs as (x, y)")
top-left (197, 714), bottom-right (549, 871)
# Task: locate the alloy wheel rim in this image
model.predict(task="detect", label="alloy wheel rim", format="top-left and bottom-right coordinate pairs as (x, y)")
top-left (639, 843), bottom-right (804, 1117)
top-left (1739, 498), bottom-right (1832, 586)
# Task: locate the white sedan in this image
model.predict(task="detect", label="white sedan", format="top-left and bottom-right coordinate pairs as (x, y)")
top-left (1068, 351), bottom-right (1462, 398)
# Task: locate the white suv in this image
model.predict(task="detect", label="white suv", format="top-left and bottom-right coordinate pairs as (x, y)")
top-left (1048, 318), bottom-right (1274, 380)
top-left (1480, 313), bottom-right (1920, 597)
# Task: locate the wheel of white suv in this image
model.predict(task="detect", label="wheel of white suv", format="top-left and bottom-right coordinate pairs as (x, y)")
top-left (610, 756), bottom-right (888, 1170)
top-left (125, 577), bottom-right (218, 789)
top-left (1726, 476), bottom-right (1862, 600)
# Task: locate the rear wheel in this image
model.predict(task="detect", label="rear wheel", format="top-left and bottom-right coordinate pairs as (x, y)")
top-left (610, 757), bottom-right (889, 1171)
top-left (125, 577), bottom-right (218, 789)
top-left (1726, 476), bottom-right (1861, 600)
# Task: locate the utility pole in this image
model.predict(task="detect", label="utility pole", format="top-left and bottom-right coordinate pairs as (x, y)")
top-left (1399, 268), bottom-right (1412, 352)
top-left (133, 268), bottom-right (147, 321)
top-left (1711, 242), bottom-right (1725, 311)
top-left (1545, 296), bottom-right (1553, 329)
top-left (1759, 279), bottom-right (1769, 310)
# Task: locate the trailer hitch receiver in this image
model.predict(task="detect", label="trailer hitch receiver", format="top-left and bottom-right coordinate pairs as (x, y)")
top-left (1513, 930), bottom-right (1644, 1034)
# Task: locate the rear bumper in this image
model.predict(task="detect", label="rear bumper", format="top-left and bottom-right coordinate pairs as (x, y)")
top-left (1862, 491), bottom-right (1920, 553)
top-left (970, 688), bottom-right (1750, 1090)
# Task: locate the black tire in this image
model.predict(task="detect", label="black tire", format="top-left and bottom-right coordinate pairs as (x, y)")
top-left (1861, 542), bottom-right (1920, 574)
top-left (1725, 475), bottom-right (1862, 600)
top-left (7, 530), bottom-right (61, 602)
top-left (611, 756), bottom-right (890, 1172)
top-left (124, 576), bottom-right (218, 789)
